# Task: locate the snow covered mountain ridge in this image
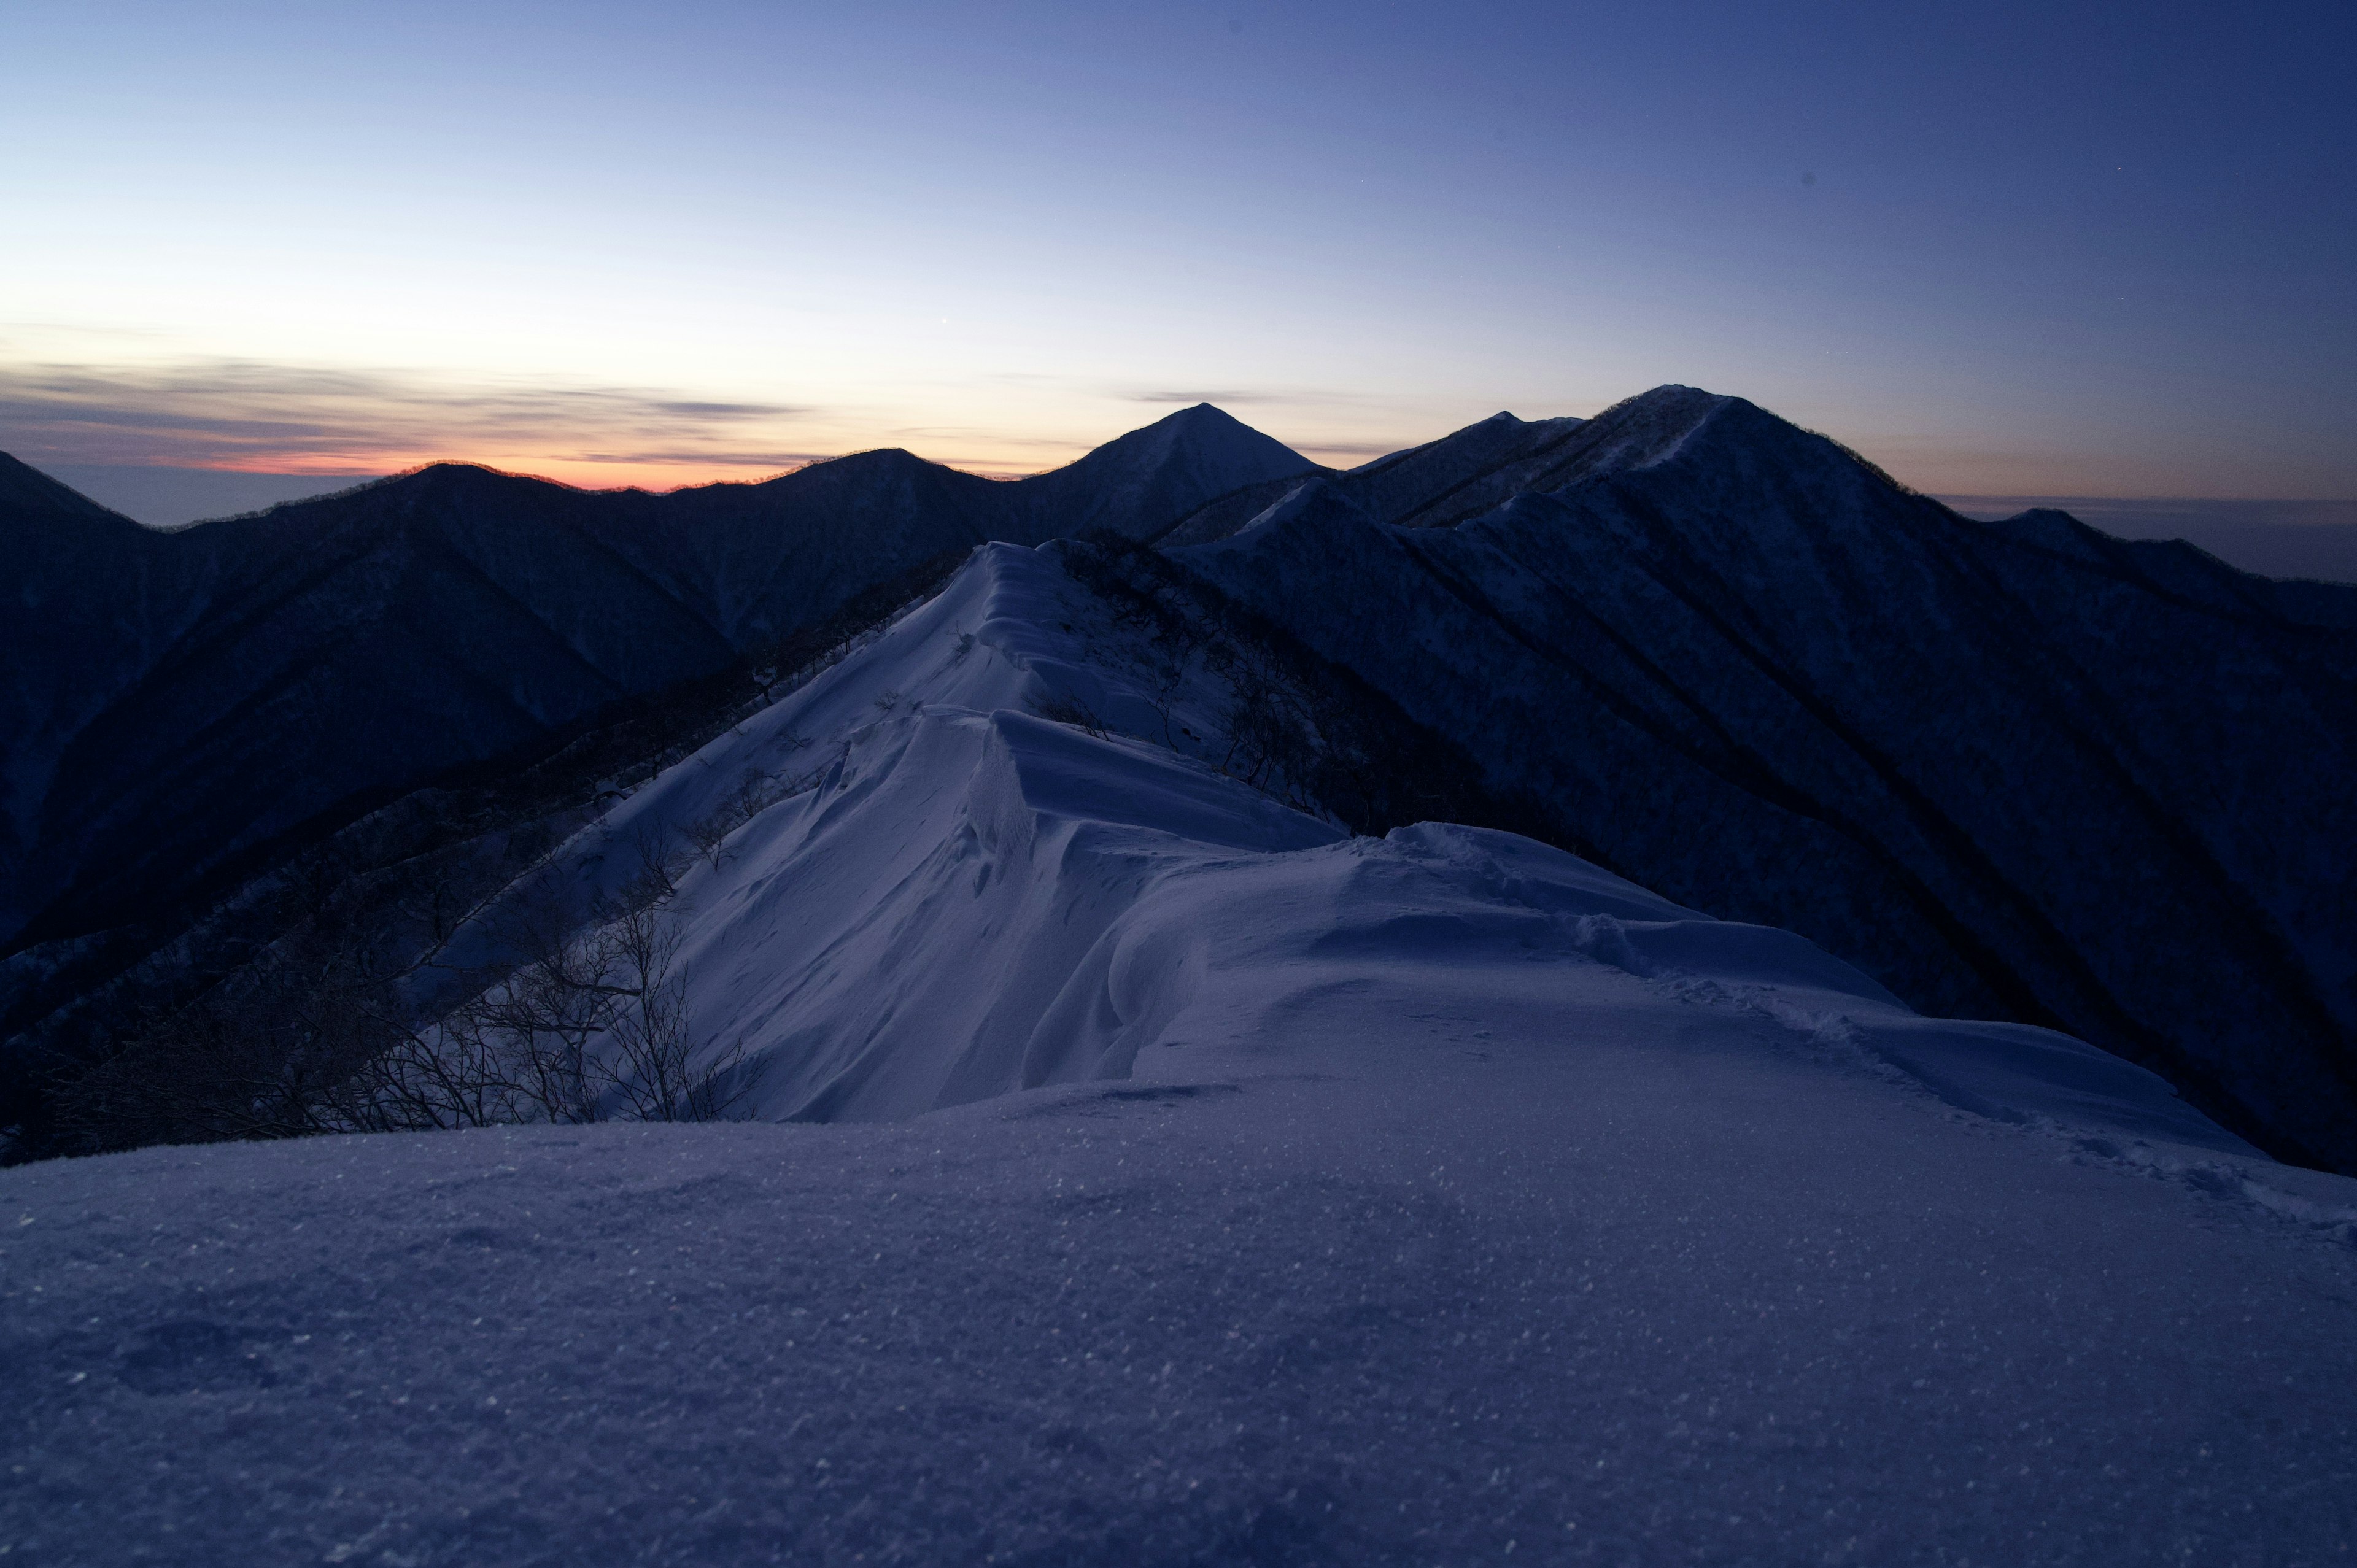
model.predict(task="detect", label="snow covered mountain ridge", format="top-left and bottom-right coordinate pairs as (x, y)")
top-left (5, 383), bottom-right (2355, 1184)
top-left (0, 401), bottom-right (1320, 959)
top-left (451, 542), bottom-right (2289, 1145)
top-left (5, 535), bottom-right (2354, 1566)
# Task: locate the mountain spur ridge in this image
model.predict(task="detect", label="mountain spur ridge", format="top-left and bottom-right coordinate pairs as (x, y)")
top-left (2, 386), bottom-right (2354, 1175)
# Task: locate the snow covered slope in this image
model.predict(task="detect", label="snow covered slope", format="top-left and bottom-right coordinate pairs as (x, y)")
top-left (539, 545), bottom-right (2213, 1137)
top-left (9, 541), bottom-right (2351, 1564)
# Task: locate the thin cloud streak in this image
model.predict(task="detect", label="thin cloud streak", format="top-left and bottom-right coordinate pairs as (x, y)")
top-left (569, 450), bottom-right (839, 468)
top-left (1126, 390), bottom-right (1282, 406)
top-left (0, 355), bottom-right (820, 482)
top-left (1296, 440), bottom-right (1411, 460)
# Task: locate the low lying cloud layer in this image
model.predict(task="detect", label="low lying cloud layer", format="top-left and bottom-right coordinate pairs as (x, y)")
top-left (0, 354), bottom-right (829, 478)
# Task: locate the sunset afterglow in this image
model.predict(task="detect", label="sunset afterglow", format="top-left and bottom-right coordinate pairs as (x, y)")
top-left (4, 1), bottom-right (2353, 504)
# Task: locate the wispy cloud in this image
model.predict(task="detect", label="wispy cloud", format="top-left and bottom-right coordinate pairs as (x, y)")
top-left (1294, 439), bottom-right (1407, 459)
top-left (568, 449), bottom-right (840, 468)
top-left (0, 353), bottom-right (817, 477)
top-left (1125, 389), bottom-right (1282, 406)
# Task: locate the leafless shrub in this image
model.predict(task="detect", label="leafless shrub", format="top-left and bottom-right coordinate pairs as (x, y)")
top-left (624, 823), bottom-right (685, 899)
top-left (1026, 691), bottom-right (1109, 738)
top-left (679, 765), bottom-right (806, 870)
top-left (339, 905), bottom-right (759, 1129)
top-left (597, 910), bottom-right (760, 1121)
top-left (683, 809), bottom-right (738, 871)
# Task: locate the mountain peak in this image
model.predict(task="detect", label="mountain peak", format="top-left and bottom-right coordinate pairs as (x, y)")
top-left (1585, 384), bottom-right (1736, 452)
top-left (1126, 400), bottom-right (1287, 448)
top-left (1002, 404), bottom-right (1320, 542)
top-left (1159, 401), bottom-right (1253, 424)
top-left (1570, 385), bottom-right (1927, 505)
top-left (1499, 383), bottom-right (1802, 496)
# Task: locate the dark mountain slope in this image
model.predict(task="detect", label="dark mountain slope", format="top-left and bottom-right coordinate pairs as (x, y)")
top-left (1179, 387), bottom-right (2357, 1170)
top-left (0, 407), bottom-right (1315, 954)
top-left (601, 448), bottom-right (1006, 647)
top-left (16, 465), bottom-right (740, 948)
top-left (0, 458), bottom-right (219, 916)
top-left (1155, 408), bottom-right (1593, 549)
top-left (1335, 409), bottom-right (1587, 528)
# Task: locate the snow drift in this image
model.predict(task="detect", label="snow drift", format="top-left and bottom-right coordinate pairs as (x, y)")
top-left (559, 544), bottom-right (2249, 1151)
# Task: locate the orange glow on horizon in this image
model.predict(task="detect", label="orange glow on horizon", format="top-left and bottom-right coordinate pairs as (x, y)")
top-left (161, 445), bottom-right (1084, 493)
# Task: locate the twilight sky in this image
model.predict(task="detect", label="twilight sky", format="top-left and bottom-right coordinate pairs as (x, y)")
top-left (3, 0), bottom-right (2351, 500)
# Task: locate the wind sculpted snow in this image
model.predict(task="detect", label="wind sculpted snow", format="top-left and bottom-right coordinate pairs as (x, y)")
top-left (519, 544), bottom-right (2243, 1145)
top-left (14, 386), bottom-right (2355, 1183)
top-left (6, 544), bottom-right (2356, 1565)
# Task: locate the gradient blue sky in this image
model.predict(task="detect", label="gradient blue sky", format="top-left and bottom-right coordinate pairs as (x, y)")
top-left (3, 0), bottom-right (2351, 496)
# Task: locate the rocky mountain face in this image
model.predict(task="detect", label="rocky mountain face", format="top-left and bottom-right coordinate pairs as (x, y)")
top-left (0, 404), bottom-right (1316, 956)
top-left (1178, 388), bottom-right (2357, 1170)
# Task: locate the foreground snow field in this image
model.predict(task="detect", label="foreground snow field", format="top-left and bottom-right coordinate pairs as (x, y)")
top-left (5, 545), bottom-right (2355, 1565)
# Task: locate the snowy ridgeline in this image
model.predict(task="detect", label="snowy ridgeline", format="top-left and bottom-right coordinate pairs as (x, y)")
top-left (5, 544), bottom-right (2356, 1564)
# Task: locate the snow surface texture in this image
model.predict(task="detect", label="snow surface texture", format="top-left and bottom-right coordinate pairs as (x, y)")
top-left (6, 546), bottom-right (2357, 1565)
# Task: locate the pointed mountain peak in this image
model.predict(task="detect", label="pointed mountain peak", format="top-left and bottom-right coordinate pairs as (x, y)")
top-left (1096, 401), bottom-right (1307, 466)
top-left (1042, 403), bottom-right (1320, 495)
top-left (1140, 400), bottom-right (1259, 430)
top-left (1009, 404), bottom-right (1322, 541)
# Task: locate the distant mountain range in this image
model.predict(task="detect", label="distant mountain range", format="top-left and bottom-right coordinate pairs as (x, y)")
top-left (1938, 496), bottom-right (2357, 585)
top-left (4, 389), bottom-right (2353, 1173)
top-left (0, 404), bottom-right (1318, 953)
